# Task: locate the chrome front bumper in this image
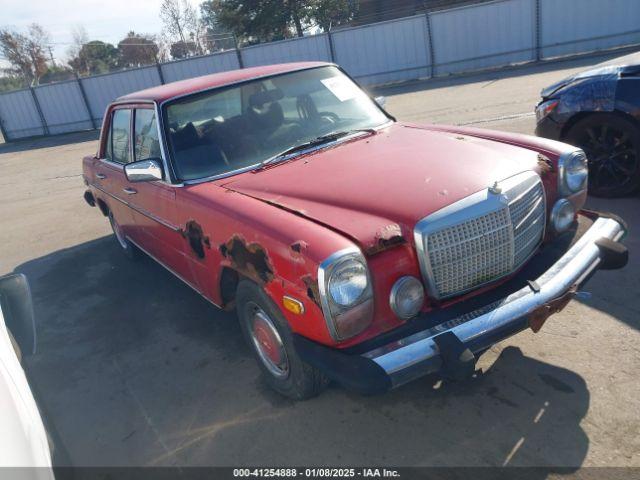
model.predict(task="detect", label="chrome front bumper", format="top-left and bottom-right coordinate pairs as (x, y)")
top-left (363, 216), bottom-right (626, 389)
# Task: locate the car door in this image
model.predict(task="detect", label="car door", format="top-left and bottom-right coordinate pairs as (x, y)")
top-left (96, 107), bottom-right (136, 237)
top-left (125, 107), bottom-right (196, 289)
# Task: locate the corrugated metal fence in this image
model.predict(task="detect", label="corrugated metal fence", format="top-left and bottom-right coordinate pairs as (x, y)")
top-left (1, 0), bottom-right (639, 141)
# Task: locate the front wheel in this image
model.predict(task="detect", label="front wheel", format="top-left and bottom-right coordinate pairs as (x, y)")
top-left (565, 114), bottom-right (640, 197)
top-left (236, 280), bottom-right (329, 400)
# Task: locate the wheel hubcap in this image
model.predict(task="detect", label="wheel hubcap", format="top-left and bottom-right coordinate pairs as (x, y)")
top-left (248, 304), bottom-right (289, 379)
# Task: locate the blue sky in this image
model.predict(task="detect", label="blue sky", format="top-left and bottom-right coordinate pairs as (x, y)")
top-left (1, 0), bottom-right (198, 64)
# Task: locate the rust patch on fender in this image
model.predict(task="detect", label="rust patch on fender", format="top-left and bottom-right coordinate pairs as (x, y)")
top-left (290, 240), bottom-right (309, 254)
top-left (181, 220), bottom-right (211, 259)
top-left (365, 223), bottom-right (406, 255)
top-left (529, 286), bottom-right (576, 332)
top-left (220, 235), bottom-right (274, 283)
top-left (537, 154), bottom-right (555, 175)
top-left (301, 275), bottom-right (321, 307)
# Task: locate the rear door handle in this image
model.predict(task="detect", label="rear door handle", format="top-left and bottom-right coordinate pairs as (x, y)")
top-left (123, 187), bottom-right (137, 195)
top-left (96, 173), bottom-right (106, 179)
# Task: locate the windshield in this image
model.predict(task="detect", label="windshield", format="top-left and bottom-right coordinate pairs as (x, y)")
top-left (163, 66), bottom-right (389, 181)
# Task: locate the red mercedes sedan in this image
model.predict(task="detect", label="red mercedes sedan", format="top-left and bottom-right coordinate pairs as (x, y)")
top-left (82, 62), bottom-right (627, 399)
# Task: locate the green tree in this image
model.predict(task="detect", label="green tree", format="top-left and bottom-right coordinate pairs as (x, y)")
top-left (0, 24), bottom-right (50, 86)
top-left (0, 75), bottom-right (26, 93)
top-left (169, 40), bottom-right (198, 59)
top-left (68, 41), bottom-right (119, 75)
top-left (199, 0), bottom-right (358, 45)
top-left (40, 65), bottom-right (75, 84)
top-left (117, 32), bottom-right (159, 68)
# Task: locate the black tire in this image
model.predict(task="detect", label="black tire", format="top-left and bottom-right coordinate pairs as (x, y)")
top-left (565, 113), bottom-right (640, 197)
top-left (236, 280), bottom-right (329, 400)
top-left (108, 210), bottom-right (140, 260)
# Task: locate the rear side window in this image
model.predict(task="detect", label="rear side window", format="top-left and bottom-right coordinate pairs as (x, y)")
top-left (109, 109), bottom-right (131, 164)
top-left (134, 109), bottom-right (161, 161)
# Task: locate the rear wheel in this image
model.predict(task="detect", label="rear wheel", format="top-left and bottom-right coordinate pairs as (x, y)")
top-left (236, 280), bottom-right (329, 400)
top-left (108, 210), bottom-right (139, 260)
top-left (565, 114), bottom-right (640, 197)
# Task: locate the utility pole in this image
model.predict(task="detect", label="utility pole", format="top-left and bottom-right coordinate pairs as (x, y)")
top-left (47, 46), bottom-right (56, 67)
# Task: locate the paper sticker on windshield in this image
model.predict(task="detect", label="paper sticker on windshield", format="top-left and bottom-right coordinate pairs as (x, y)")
top-left (321, 77), bottom-right (359, 102)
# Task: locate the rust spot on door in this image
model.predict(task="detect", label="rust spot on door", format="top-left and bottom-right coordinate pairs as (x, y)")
top-left (181, 220), bottom-right (210, 259)
top-left (220, 235), bottom-right (274, 283)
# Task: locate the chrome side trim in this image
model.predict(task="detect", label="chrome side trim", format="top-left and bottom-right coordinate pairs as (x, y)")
top-left (126, 237), bottom-right (222, 309)
top-left (90, 182), bottom-right (182, 233)
top-left (368, 216), bottom-right (625, 388)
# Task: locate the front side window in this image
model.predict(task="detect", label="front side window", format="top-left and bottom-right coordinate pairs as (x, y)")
top-left (109, 109), bottom-right (131, 164)
top-left (164, 66), bottom-right (389, 181)
top-left (134, 109), bottom-right (161, 161)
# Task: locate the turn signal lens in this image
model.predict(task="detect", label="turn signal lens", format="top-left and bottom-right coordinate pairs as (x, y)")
top-left (282, 296), bottom-right (304, 315)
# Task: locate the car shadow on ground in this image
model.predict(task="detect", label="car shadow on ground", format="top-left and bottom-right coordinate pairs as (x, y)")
top-left (13, 235), bottom-right (592, 468)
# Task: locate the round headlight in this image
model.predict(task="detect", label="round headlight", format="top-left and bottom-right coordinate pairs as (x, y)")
top-left (562, 150), bottom-right (588, 193)
top-left (551, 198), bottom-right (575, 233)
top-left (328, 258), bottom-right (369, 307)
top-left (390, 276), bottom-right (424, 320)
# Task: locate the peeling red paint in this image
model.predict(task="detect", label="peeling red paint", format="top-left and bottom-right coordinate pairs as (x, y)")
top-left (365, 223), bottom-right (406, 255)
top-left (220, 235), bottom-right (274, 283)
top-left (181, 220), bottom-right (210, 259)
top-left (301, 275), bottom-right (321, 307)
top-left (537, 153), bottom-right (555, 175)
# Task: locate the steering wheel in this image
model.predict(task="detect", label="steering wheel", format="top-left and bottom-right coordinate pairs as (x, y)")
top-left (318, 112), bottom-right (340, 124)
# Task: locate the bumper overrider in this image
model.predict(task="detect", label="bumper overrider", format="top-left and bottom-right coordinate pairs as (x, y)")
top-left (294, 211), bottom-right (628, 394)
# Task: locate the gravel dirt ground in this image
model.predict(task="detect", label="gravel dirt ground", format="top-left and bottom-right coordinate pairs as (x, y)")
top-left (0, 51), bottom-right (638, 468)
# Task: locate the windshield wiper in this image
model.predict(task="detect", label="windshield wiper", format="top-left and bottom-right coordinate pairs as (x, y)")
top-left (257, 128), bottom-right (376, 169)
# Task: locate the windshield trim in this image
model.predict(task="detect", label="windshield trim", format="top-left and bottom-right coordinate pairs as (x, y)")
top-left (159, 65), bottom-right (395, 185)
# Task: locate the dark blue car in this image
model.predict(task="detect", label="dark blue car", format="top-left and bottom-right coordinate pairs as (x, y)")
top-left (535, 52), bottom-right (640, 197)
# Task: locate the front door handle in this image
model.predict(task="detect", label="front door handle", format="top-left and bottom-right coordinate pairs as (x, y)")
top-left (123, 187), bottom-right (137, 195)
top-left (96, 173), bottom-right (106, 179)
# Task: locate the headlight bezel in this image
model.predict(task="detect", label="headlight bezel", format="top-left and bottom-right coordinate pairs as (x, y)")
top-left (558, 149), bottom-right (588, 195)
top-left (318, 247), bottom-right (373, 341)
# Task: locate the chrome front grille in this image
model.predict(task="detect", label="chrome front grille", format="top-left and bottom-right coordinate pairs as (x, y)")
top-left (414, 171), bottom-right (545, 300)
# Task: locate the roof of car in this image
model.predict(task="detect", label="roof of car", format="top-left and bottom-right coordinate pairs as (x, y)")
top-left (117, 61), bottom-right (331, 103)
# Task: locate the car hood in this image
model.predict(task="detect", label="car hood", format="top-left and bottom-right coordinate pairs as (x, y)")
top-left (223, 123), bottom-right (540, 254)
top-left (540, 52), bottom-right (640, 98)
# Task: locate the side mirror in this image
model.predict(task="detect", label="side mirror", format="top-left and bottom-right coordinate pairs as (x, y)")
top-left (375, 96), bottom-right (387, 108)
top-left (124, 158), bottom-right (163, 183)
top-left (0, 273), bottom-right (36, 357)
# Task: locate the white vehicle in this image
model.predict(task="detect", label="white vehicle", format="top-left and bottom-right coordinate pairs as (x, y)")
top-left (0, 273), bottom-right (54, 478)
